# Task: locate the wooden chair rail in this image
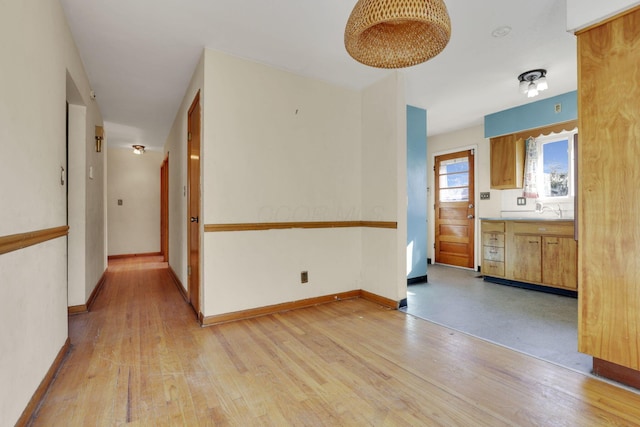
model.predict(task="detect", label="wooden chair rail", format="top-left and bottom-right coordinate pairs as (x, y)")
top-left (0, 226), bottom-right (69, 255)
top-left (204, 221), bottom-right (397, 232)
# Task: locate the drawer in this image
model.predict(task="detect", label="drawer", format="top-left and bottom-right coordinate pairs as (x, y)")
top-left (483, 246), bottom-right (504, 262)
top-left (483, 260), bottom-right (505, 277)
top-left (482, 221), bottom-right (505, 233)
top-left (483, 232), bottom-right (504, 248)
top-left (511, 221), bottom-right (574, 236)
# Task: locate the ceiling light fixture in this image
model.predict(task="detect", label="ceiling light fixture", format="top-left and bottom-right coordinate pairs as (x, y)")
top-left (132, 144), bottom-right (145, 155)
top-left (344, 0), bottom-right (451, 69)
top-left (518, 69), bottom-right (548, 98)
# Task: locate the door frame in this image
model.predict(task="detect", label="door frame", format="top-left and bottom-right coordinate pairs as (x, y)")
top-left (187, 91), bottom-right (201, 318)
top-left (160, 154), bottom-right (169, 262)
top-left (430, 144), bottom-right (479, 270)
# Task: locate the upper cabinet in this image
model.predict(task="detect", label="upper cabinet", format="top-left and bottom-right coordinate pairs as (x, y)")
top-left (489, 134), bottom-right (524, 189)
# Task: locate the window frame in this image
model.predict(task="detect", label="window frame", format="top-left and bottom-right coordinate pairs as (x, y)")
top-left (534, 129), bottom-right (577, 201)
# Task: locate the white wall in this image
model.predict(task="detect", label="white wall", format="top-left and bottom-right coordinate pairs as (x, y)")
top-left (567, 0), bottom-right (640, 32)
top-left (164, 54), bottom-right (204, 290)
top-left (107, 147), bottom-right (163, 256)
top-left (202, 49), bottom-right (365, 316)
top-left (361, 72), bottom-right (407, 301)
top-left (0, 0), bottom-right (104, 425)
top-left (427, 125), bottom-right (499, 269)
top-left (165, 49), bottom-right (407, 317)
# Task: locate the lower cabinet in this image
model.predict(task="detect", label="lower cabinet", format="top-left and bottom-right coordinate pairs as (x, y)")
top-left (512, 235), bottom-right (542, 283)
top-left (481, 220), bottom-right (577, 292)
top-left (542, 236), bottom-right (577, 290)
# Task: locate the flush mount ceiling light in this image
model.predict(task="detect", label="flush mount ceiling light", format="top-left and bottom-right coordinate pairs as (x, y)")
top-left (344, 0), bottom-right (451, 69)
top-left (132, 144), bottom-right (145, 155)
top-left (518, 69), bottom-right (548, 98)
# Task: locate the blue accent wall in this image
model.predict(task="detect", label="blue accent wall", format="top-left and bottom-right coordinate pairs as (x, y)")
top-left (407, 105), bottom-right (427, 280)
top-left (484, 91), bottom-right (577, 138)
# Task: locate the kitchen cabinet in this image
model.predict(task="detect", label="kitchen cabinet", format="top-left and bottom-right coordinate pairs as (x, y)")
top-left (489, 134), bottom-right (524, 189)
top-left (481, 221), bottom-right (505, 277)
top-left (542, 237), bottom-right (577, 290)
top-left (481, 219), bottom-right (576, 292)
top-left (512, 235), bottom-right (541, 283)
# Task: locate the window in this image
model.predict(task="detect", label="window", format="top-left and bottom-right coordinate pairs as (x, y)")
top-left (438, 156), bottom-right (469, 201)
top-left (536, 130), bottom-right (576, 199)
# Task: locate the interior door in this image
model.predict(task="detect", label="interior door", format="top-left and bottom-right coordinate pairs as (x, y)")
top-left (434, 150), bottom-right (475, 268)
top-left (187, 92), bottom-right (201, 316)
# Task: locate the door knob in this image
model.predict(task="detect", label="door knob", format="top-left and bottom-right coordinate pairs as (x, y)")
top-left (467, 215), bottom-right (474, 219)
top-left (190, 216), bottom-right (199, 223)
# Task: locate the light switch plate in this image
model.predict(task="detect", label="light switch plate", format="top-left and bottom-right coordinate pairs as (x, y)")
top-left (517, 197), bottom-right (526, 206)
top-left (480, 192), bottom-right (490, 200)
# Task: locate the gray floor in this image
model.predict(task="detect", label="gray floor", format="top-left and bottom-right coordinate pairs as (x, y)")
top-left (401, 264), bottom-right (594, 374)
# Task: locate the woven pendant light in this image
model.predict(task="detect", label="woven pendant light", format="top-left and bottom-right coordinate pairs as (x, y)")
top-left (344, 0), bottom-right (451, 69)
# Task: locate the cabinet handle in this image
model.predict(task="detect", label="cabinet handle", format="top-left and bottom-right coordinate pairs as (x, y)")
top-left (528, 241), bottom-right (539, 244)
top-left (546, 242), bottom-right (558, 245)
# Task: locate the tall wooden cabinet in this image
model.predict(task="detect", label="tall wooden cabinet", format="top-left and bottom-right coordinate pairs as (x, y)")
top-left (578, 6), bottom-right (640, 380)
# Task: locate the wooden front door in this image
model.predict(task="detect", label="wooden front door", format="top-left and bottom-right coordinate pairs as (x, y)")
top-left (187, 92), bottom-right (201, 317)
top-left (434, 150), bottom-right (475, 268)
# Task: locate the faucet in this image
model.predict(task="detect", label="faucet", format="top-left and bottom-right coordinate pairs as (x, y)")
top-left (535, 202), bottom-right (562, 218)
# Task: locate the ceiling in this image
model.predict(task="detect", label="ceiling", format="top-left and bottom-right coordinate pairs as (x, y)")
top-left (60, 0), bottom-right (577, 151)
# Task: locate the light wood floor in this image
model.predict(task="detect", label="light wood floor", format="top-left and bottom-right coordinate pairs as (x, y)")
top-left (31, 256), bottom-right (640, 426)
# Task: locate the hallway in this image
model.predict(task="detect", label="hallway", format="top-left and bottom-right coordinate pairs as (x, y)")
top-left (30, 257), bottom-right (640, 425)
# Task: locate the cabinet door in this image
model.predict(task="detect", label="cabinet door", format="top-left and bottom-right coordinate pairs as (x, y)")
top-left (542, 237), bottom-right (577, 289)
top-left (512, 235), bottom-right (541, 283)
top-left (490, 135), bottom-right (525, 189)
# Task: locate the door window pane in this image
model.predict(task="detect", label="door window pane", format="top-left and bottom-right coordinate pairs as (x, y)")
top-left (438, 156), bottom-right (470, 201)
top-left (439, 187), bottom-right (469, 202)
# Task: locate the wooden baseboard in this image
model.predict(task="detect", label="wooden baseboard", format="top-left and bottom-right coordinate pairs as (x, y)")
top-left (67, 304), bottom-right (88, 315)
top-left (201, 290), bottom-right (362, 326)
top-left (15, 337), bottom-right (70, 427)
top-left (167, 266), bottom-right (188, 302)
top-left (593, 358), bottom-right (640, 389)
top-left (200, 289), bottom-right (402, 327)
top-left (107, 252), bottom-right (162, 260)
top-left (68, 270), bottom-right (107, 315)
top-left (360, 289), bottom-right (400, 309)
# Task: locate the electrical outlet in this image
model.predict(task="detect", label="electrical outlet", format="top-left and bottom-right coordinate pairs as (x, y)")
top-left (517, 197), bottom-right (526, 206)
top-left (480, 192), bottom-right (490, 200)
top-left (555, 103), bottom-right (562, 113)
top-left (301, 271), bottom-right (308, 283)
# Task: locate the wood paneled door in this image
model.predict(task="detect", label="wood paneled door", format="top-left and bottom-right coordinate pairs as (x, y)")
top-left (434, 150), bottom-right (475, 269)
top-left (187, 92), bottom-right (201, 318)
